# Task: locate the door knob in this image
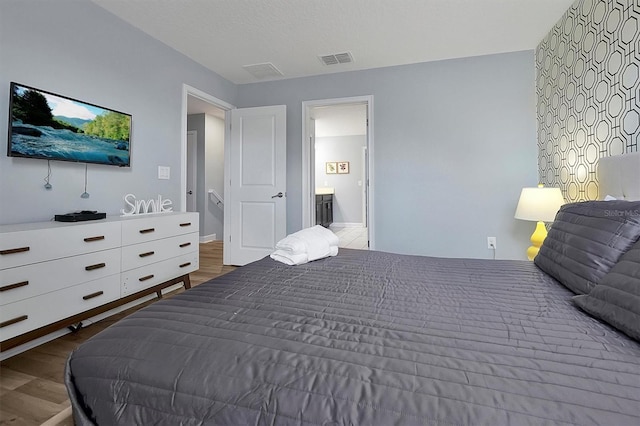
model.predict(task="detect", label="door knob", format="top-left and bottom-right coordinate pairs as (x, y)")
top-left (271, 192), bottom-right (284, 198)
top-left (187, 190), bottom-right (193, 195)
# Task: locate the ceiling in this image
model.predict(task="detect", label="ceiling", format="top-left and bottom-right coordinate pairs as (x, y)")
top-left (91, 0), bottom-right (575, 85)
top-left (187, 96), bottom-right (225, 118)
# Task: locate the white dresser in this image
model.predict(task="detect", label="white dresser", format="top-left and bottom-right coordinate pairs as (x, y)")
top-left (0, 212), bottom-right (199, 351)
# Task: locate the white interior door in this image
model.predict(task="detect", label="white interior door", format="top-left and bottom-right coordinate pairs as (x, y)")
top-left (226, 105), bottom-right (286, 265)
top-left (186, 130), bottom-right (197, 212)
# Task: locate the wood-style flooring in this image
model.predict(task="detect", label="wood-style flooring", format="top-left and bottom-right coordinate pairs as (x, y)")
top-left (0, 241), bottom-right (234, 426)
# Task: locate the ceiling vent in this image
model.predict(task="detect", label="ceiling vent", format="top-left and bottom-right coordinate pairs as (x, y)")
top-left (242, 62), bottom-right (284, 80)
top-left (319, 52), bottom-right (354, 66)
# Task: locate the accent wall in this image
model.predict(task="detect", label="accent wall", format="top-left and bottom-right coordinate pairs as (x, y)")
top-left (537, 0), bottom-right (640, 200)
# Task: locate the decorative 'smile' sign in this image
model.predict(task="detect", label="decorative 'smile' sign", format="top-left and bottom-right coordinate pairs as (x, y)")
top-left (121, 194), bottom-right (173, 216)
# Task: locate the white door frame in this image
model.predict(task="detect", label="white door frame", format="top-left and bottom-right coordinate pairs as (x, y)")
top-left (186, 130), bottom-right (198, 212)
top-left (301, 95), bottom-right (375, 248)
top-left (180, 84), bottom-right (234, 212)
top-left (361, 146), bottom-right (367, 226)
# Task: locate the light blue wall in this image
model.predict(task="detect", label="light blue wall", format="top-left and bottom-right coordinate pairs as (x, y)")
top-left (0, 0), bottom-right (236, 224)
top-left (237, 52), bottom-right (538, 259)
top-left (1, 0), bottom-right (539, 259)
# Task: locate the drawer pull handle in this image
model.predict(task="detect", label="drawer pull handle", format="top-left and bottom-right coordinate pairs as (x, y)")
top-left (179, 222), bottom-right (192, 227)
top-left (179, 262), bottom-right (192, 268)
top-left (139, 228), bottom-right (155, 234)
top-left (0, 315), bottom-right (28, 328)
top-left (139, 251), bottom-right (155, 258)
top-left (179, 242), bottom-right (191, 248)
top-left (0, 281), bottom-right (29, 292)
top-left (0, 247), bottom-right (30, 255)
top-left (83, 291), bottom-right (104, 301)
top-left (139, 274), bottom-right (154, 282)
top-left (85, 263), bottom-right (106, 271)
top-left (84, 236), bottom-right (105, 242)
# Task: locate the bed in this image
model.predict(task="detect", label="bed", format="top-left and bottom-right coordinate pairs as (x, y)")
top-left (65, 153), bottom-right (640, 425)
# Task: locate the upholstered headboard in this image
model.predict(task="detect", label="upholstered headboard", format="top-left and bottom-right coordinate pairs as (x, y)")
top-left (597, 152), bottom-right (640, 201)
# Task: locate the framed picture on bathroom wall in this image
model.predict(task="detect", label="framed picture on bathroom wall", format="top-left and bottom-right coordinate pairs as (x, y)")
top-left (326, 162), bottom-right (337, 174)
top-left (337, 161), bottom-right (350, 174)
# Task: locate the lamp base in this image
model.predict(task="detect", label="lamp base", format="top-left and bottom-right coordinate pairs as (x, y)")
top-left (526, 221), bottom-right (548, 261)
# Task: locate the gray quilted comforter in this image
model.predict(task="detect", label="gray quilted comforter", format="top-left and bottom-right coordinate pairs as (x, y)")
top-left (65, 249), bottom-right (640, 425)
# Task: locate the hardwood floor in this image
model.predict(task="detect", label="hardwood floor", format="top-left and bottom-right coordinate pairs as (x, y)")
top-left (0, 241), bottom-right (234, 426)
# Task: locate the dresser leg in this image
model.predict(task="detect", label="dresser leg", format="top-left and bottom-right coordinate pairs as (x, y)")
top-left (183, 274), bottom-right (191, 290)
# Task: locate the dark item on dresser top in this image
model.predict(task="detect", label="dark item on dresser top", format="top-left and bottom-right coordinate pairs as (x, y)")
top-left (54, 211), bottom-right (106, 222)
top-left (65, 249), bottom-right (640, 426)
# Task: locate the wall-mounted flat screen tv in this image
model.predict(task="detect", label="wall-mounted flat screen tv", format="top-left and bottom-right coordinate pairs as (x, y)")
top-left (7, 82), bottom-right (131, 166)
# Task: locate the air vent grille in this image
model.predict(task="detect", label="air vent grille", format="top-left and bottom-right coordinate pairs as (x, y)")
top-left (242, 62), bottom-right (284, 79)
top-left (319, 52), bottom-right (354, 66)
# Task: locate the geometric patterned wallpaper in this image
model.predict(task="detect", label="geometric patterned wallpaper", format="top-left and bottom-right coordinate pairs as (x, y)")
top-left (536, 0), bottom-right (639, 202)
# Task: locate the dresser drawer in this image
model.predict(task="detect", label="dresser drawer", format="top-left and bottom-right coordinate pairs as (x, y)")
top-left (0, 248), bottom-right (121, 306)
top-left (0, 221), bottom-right (121, 270)
top-left (0, 274), bottom-right (120, 341)
top-left (121, 252), bottom-right (199, 296)
top-left (121, 213), bottom-right (199, 246)
top-left (121, 232), bottom-right (199, 272)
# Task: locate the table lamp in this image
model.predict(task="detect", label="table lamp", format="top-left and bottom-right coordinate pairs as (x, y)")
top-left (514, 184), bottom-right (565, 261)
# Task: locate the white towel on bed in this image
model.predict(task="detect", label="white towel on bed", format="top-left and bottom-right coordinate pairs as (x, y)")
top-left (271, 225), bottom-right (339, 265)
top-left (304, 225), bottom-right (339, 247)
top-left (294, 226), bottom-right (336, 261)
top-left (273, 235), bottom-right (307, 253)
top-left (269, 250), bottom-right (309, 266)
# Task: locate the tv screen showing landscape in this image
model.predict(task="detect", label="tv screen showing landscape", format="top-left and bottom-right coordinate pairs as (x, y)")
top-left (7, 82), bottom-right (131, 166)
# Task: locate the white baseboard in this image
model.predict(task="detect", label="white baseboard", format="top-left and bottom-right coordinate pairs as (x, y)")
top-left (330, 222), bottom-right (364, 228)
top-left (200, 233), bottom-right (217, 243)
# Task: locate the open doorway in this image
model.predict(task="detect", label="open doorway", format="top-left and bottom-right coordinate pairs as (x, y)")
top-left (181, 85), bottom-right (233, 244)
top-left (302, 96), bottom-right (374, 249)
top-left (182, 86), bottom-right (288, 266)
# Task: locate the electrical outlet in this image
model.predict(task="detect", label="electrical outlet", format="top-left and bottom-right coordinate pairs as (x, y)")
top-left (487, 237), bottom-right (497, 249)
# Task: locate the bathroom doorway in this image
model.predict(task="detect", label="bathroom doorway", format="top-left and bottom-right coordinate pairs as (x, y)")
top-left (302, 96), bottom-right (373, 249)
